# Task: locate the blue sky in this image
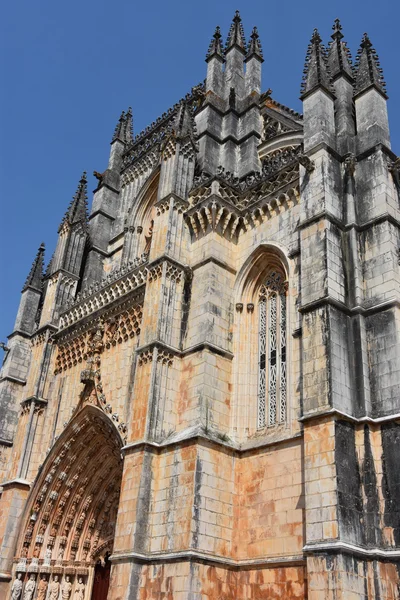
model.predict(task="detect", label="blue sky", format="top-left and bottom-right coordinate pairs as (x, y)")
top-left (1, 0), bottom-right (399, 349)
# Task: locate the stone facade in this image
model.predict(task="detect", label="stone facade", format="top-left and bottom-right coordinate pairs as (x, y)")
top-left (1, 13), bottom-right (399, 600)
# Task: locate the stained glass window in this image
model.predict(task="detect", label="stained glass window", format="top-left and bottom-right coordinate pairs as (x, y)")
top-left (257, 271), bottom-right (287, 428)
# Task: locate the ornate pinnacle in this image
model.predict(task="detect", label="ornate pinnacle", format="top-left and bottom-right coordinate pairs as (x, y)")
top-left (246, 26), bottom-right (264, 62)
top-left (206, 26), bottom-right (224, 61)
top-left (22, 242), bottom-right (45, 292)
top-left (59, 172), bottom-right (88, 231)
top-left (327, 18), bottom-right (353, 81)
top-left (354, 33), bottom-right (387, 98)
top-left (112, 110), bottom-right (125, 142)
top-left (226, 10), bottom-right (246, 53)
top-left (112, 108), bottom-right (134, 144)
top-left (300, 28), bottom-right (335, 99)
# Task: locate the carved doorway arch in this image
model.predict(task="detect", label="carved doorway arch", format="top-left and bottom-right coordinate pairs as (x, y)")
top-left (12, 405), bottom-right (123, 600)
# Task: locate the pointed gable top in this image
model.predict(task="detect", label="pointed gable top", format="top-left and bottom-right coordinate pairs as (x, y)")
top-left (327, 18), bottom-right (353, 82)
top-left (22, 243), bottom-right (45, 292)
top-left (246, 26), bottom-right (264, 62)
top-left (59, 172), bottom-right (88, 232)
top-left (226, 10), bottom-right (246, 54)
top-left (206, 26), bottom-right (224, 61)
top-left (301, 28), bottom-right (335, 99)
top-left (354, 33), bottom-right (387, 98)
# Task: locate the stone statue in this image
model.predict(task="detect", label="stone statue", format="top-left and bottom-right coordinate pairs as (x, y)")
top-left (61, 575), bottom-right (72, 600)
top-left (48, 575), bottom-right (61, 600)
top-left (22, 575), bottom-right (36, 600)
top-left (43, 546), bottom-right (52, 566)
top-left (74, 577), bottom-right (85, 600)
top-left (36, 575), bottom-right (48, 600)
top-left (11, 573), bottom-right (23, 600)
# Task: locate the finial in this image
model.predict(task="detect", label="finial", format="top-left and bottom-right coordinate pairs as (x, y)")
top-left (354, 32), bottom-right (387, 98)
top-left (226, 10), bottom-right (246, 53)
top-left (246, 26), bottom-right (264, 62)
top-left (327, 18), bottom-right (353, 81)
top-left (112, 108), bottom-right (133, 144)
top-left (206, 25), bottom-right (224, 61)
top-left (300, 28), bottom-right (335, 99)
top-left (59, 171), bottom-right (88, 231)
top-left (22, 242), bottom-right (45, 292)
top-left (332, 18), bottom-right (343, 37)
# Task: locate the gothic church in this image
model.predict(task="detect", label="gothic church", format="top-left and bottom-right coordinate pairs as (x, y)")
top-left (1, 12), bottom-right (400, 600)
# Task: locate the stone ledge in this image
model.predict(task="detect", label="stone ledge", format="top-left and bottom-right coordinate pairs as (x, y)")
top-left (299, 295), bottom-right (400, 317)
top-left (122, 427), bottom-right (303, 457)
top-left (0, 375), bottom-right (26, 386)
top-left (191, 256), bottom-right (237, 275)
top-left (1, 478), bottom-right (31, 491)
top-left (300, 407), bottom-right (400, 425)
top-left (304, 541), bottom-right (400, 559)
top-left (110, 548), bottom-right (305, 569)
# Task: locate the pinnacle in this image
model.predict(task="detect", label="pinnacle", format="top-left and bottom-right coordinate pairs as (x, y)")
top-left (301, 28), bottom-right (335, 99)
top-left (327, 18), bottom-right (353, 81)
top-left (246, 26), bottom-right (264, 62)
top-left (112, 108), bottom-right (133, 144)
top-left (59, 171), bottom-right (88, 232)
top-left (22, 242), bottom-right (45, 292)
top-left (226, 10), bottom-right (246, 53)
top-left (206, 25), bottom-right (224, 61)
top-left (354, 32), bottom-right (387, 97)
top-left (173, 101), bottom-right (197, 140)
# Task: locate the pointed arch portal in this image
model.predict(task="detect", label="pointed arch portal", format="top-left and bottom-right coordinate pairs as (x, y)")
top-left (13, 405), bottom-right (123, 600)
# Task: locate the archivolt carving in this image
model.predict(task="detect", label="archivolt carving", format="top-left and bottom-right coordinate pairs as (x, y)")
top-left (16, 407), bottom-right (122, 576)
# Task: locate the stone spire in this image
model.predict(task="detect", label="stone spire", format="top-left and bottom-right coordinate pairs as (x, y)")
top-left (354, 33), bottom-right (387, 98)
top-left (22, 243), bottom-right (45, 292)
top-left (327, 18), bottom-right (353, 81)
top-left (172, 101), bottom-right (197, 141)
top-left (301, 29), bottom-right (334, 98)
top-left (112, 108), bottom-right (134, 144)
top-left (225, 10), bottom-right (246, 53)
top-left (246, 26), bottom-right (264, 62)
top-left (206, 26), bottom-right (224, 61)
top-left (59, 172), bottom-right (88, 231)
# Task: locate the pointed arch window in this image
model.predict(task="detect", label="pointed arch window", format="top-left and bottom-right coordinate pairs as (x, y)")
top-left (257, 271), bottom-right (288, 428)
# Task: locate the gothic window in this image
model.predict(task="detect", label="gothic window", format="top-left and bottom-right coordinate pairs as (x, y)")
top-left (257, 271), bottom-right (287, 428)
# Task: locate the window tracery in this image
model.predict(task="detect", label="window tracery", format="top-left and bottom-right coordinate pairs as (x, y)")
top-left (257, 271), bottom-right (288, 428)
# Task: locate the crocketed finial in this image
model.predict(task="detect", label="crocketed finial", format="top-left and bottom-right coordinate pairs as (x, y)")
top-left (354, 32), bottom-right (387, 97)
top-left (58, 171), bottom-right (88, 232)
top-left (226, 10), bottom-right (246, 52)
top-left (206, 25), bottom-right (224, 61)
top-left (246, 26), bottom-right (264, 62)
top-left (22, 242), bottom-right (45, 292)
top-left (300, 28), bottom-right (334, 98)
top-left (327, 18), bottom-right (353, 81)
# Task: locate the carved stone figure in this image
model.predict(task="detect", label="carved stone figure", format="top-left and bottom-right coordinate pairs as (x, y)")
top-left (22, 575), bottom-right (36, 600)
top-left (36, 575), bottom-right (48, 600)
top-left (11, 573), bottom-right (23, 600)
top-left (61, 576), bottom-right (72, 600)
top-left (48, 575), bottom-right (60, 600)
top-left (43, 546), bottom-right (52, 566)
top-left (74, 577), bottom-right (85, 600)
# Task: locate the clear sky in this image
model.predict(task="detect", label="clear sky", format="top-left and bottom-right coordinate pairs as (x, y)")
top-left (1, 0), bottom-right (399, 351)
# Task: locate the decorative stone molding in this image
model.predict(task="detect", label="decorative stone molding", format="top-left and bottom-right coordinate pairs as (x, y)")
top-left (59, 260), bottom-right (148, 330)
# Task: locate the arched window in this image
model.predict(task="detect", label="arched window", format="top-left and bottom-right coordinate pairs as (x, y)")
top-left (257, 270), bottom-right (287, 428)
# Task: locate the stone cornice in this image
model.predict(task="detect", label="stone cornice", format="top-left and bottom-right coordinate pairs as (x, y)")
top-left (122, 428), bottom-right (303, 457)
top-left (300, 407), bottom-right (400, 425)
top-left (304, 541), bottom-right (400, 559)
top-left (110, 548), bottom-right (305, 569)
top-left (299, 295), bottom-right (400, 317)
